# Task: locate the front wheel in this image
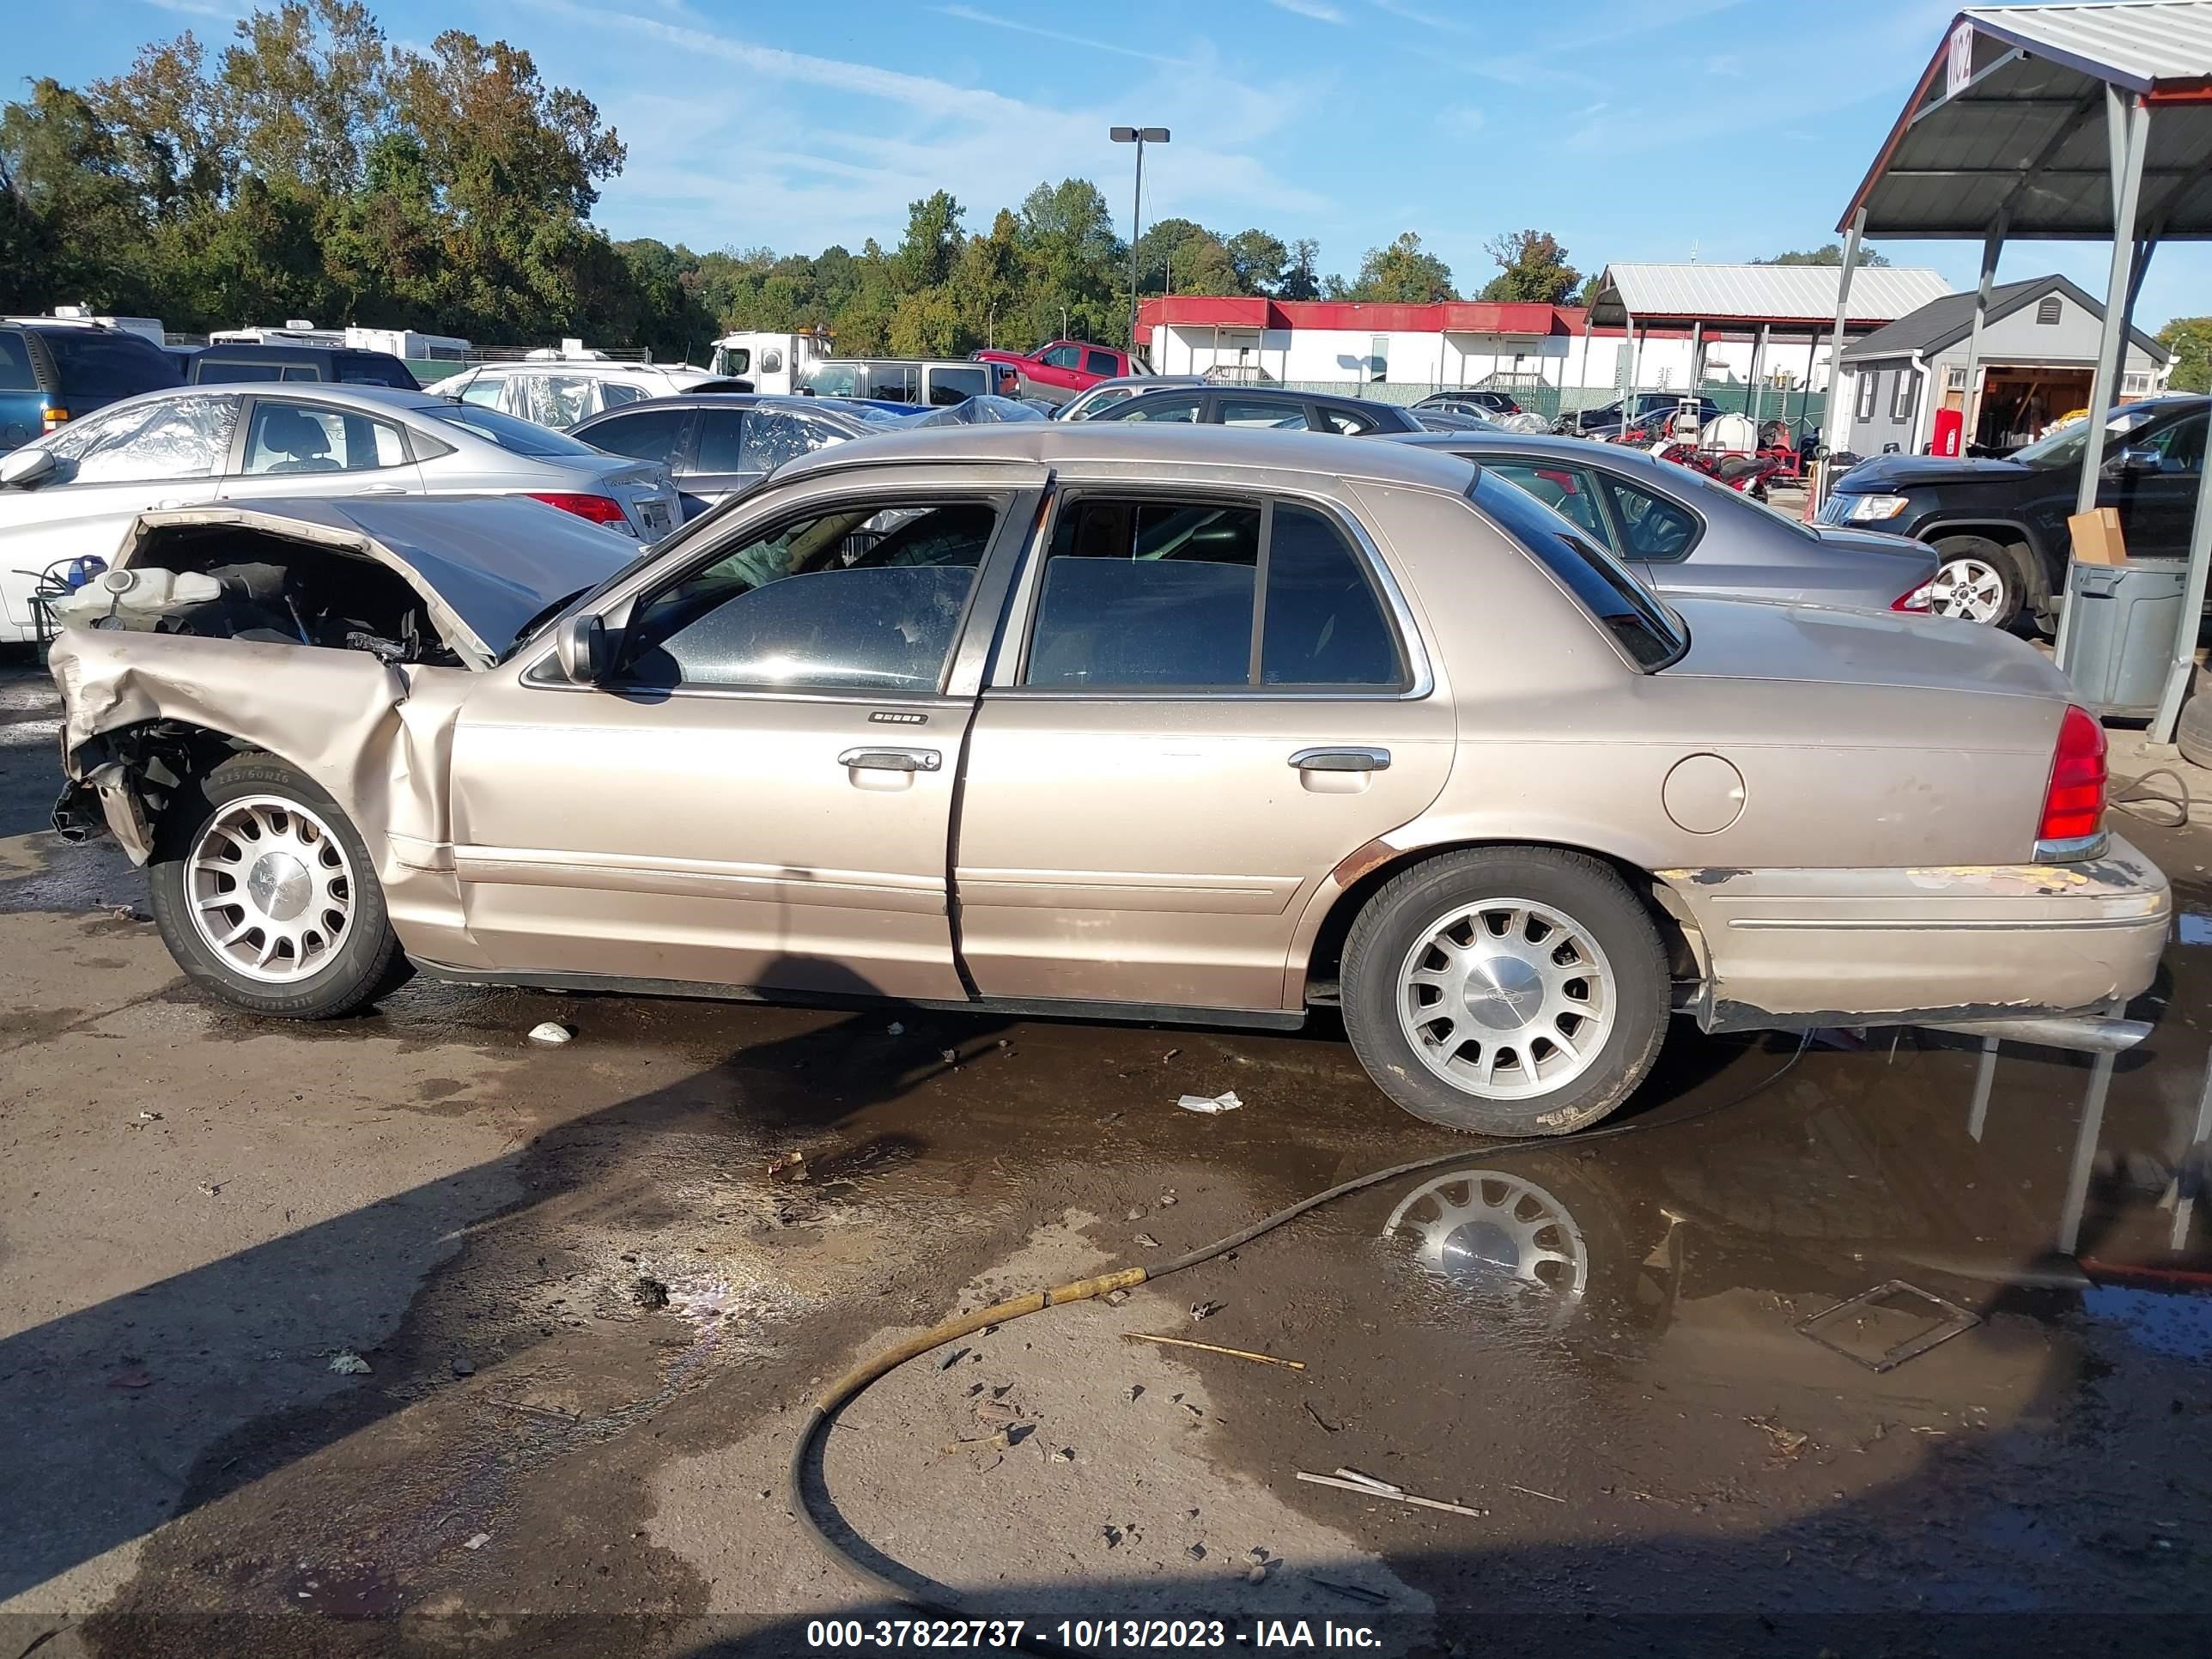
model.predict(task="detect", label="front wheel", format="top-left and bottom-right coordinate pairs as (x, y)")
top-left (1340, 848), bottom-right (1668, 1137)
top-left (148, 752), bottom-right (410, 1018)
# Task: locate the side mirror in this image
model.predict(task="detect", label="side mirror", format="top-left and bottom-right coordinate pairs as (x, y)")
top-left (555, 612), bottom-right (609, 684)
top-left (2110, 446), bottom-right (2164, 476)
top-left (0, 447), bottom-right (57, 489)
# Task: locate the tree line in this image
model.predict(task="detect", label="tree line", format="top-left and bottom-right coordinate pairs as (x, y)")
top-left (2, 0), bottom-right (1871, 364)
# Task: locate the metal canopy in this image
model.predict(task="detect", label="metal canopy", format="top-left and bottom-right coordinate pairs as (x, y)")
top-left (1844, 3), bottom-right (2212, 240)
top-left (1584, 264), bottom-right (1950, 327)
top-left (1836, 2), bottom-right (2212, 745)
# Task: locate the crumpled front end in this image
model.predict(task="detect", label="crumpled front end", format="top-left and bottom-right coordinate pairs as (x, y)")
top-left (47, 627), bottom-right (456, 882)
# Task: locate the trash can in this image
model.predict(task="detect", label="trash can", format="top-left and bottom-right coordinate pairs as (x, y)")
top-left (2060, 556), bottom-right (2189, 718)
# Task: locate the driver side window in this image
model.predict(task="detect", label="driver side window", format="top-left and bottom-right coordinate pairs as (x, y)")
top-left (617, 498), bottom-right (1002, 693)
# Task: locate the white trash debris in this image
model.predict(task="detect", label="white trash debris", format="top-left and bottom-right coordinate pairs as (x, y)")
top-left (328, 1352), bottom-right (371, 1375)
top-left (1176, 1091), bottom-right (1243, 1115)
top-left (527, 1022), bottom-right (573, 1045)
top-left (465, 1532), bottom-right (491, 1550)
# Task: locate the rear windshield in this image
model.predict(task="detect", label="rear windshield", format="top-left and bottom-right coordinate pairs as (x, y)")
top-left (36, 329), bottom-right (182, 398)
top-left (431, 403), bottom-right (599, 457)
top-left (1467, 467), bottom-right (1686, 670)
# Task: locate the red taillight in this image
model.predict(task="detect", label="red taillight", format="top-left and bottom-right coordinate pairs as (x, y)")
top-left (2039, 705), bottom-right (2107, 847)
top-left (1892, 580), bottom-right (1931, 612)
top-left (526, 491), bottom-right (629, 528)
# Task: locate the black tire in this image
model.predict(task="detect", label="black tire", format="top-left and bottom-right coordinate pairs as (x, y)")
top-left (1340, 847), bottom-right (1668, 1137)
top-left (1926, 534), bottom-right (2029, 629)
top-left (148, 752), bottom-right (411, 1018)
top-left (2179, 684), bottom-right (2212, 771)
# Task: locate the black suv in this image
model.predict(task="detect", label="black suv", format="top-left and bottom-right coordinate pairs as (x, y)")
top-left (1415, 389), bottom-right (1522, 418)
top-left (1820, 393), bottom-right (2207, 629)
top-left (185, 342), bottom-right (420, 390)
top-left (0, 319), bottom-right (182, 450)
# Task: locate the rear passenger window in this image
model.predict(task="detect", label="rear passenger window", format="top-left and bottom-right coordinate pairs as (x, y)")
top-left (1026, 500), bottom-right (1261, 687)
top-left (695, 410), bottom-right (747, 472)
top-left (1024, 497), bottom-right (1401, 691)
top-left (1316, 407), bottom-right (1376, 435)
top-left (586, 407), bottom-right (690, 464)
top-left (0, 332), bottom-right (35, 391)
top-left (1598, 475), bottom-right (1700, 561)
top-left (1261, 506), bottom-right (1401, 686)
top-left (1085, 349), bottom-right (1118, 376)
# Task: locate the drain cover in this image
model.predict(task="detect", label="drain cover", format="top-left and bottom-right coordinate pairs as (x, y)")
top-left (1796, 1279), bottom-right (1981, 1372)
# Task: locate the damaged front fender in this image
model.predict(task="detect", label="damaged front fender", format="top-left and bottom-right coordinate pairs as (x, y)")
top-left (47, 629), bottom-right (465, 880)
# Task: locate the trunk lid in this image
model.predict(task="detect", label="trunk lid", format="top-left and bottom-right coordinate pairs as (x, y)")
top-left (1662, 593), bottom-right (2073, 701)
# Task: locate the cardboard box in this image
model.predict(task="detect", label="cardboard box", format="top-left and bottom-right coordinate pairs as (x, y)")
top-left (2069, 507), bottom-right (2129, 566)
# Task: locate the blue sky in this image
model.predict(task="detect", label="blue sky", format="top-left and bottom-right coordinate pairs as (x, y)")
top-left (18, 0), bottom-right (2210, 328)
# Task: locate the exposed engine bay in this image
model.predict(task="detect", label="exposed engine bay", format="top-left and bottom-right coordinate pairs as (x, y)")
top-left (51, 525), bottom-right (463, 666)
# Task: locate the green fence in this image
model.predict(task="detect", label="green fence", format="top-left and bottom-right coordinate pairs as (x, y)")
top-left (1276, 379), bottom-right (1828, 429)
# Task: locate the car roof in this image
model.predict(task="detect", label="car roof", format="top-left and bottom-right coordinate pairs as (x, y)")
top-left (66, 381), bottom-right (447, 421)
top-left (573, 393), bottom-right (879, 422)
top-left (776, 420), bottom-right (1480, 493)
top-left (1381, 428), bottom-right (1683, 474)
top-left (194, 342), bottom-right (397, 359)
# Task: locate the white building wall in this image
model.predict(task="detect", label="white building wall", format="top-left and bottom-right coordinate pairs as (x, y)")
top-left (1154, 324), bottom-right (1850, 393)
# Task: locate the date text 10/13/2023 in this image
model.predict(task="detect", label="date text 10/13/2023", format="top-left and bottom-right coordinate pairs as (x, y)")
top-left (803, 1617), bottom-right (1384, 1649)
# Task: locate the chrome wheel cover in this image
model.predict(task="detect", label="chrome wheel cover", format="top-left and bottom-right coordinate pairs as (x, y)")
top-left (185, 794), bottom-right (356, 983)
top-left (1396, 896), bottom-right (1615, 1100)
top-left (1924, 556), bottom-right (2006, 623)
top-left (1383, 1169), bottom-right (1590, 1317)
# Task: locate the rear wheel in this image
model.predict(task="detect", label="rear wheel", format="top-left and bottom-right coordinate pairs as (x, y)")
top-left (1340, 848), bottom-right (1668, 1137)
top-left (1924, 535), bottom-right (2027, 628)
top-left (148, 753), bottom-right (410, 1018)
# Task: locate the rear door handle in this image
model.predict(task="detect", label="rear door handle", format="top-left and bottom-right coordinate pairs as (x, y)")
top-left (357, 483), bottom-right (409, 495)
top-left (838, 747), bottom-right (941, 773)
top-left (1290, 746), bottom-right (1391, 773)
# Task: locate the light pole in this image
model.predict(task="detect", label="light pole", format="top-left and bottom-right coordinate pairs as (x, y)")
top-left (1110, 125), bottom-right (1168, 350)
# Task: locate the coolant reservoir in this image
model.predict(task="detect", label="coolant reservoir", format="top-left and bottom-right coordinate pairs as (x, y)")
top-left (49, 565), bottom-right (225, 623)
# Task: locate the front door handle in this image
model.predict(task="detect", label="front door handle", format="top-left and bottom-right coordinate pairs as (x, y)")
top-left (357, 483), bottom-right (409, 495)
top-left (1290, 746), bottom-right (1391, 773)
top-left (837, 746), bottom-right (941, 773)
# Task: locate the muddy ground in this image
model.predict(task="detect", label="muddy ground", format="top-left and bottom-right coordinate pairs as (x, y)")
top-left (1, 649), bottom-right (2208, 1657)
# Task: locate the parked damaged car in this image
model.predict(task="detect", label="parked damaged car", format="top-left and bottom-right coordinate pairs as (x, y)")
top-left (48, 427), bottom-right (2169, 1139)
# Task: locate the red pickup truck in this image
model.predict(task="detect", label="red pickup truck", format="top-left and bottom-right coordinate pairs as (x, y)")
top-left (971, 340), bottom-right (1141, 403)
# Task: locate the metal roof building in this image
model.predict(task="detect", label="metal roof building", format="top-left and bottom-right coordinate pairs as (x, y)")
top-left (1836, 0), bottom-right (2212, 738)
top-left (1585, 264), bottom-right (1951, 328)
top-left (1579, 263), bottom-right (1953, 401)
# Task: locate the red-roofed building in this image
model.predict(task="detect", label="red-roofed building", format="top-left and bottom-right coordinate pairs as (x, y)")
top-left (1136, 264), bottom-right (1955, 405)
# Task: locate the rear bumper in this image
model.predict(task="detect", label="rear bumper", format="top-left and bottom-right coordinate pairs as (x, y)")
top-left (1664, 835), bottom-right (2170, 1032)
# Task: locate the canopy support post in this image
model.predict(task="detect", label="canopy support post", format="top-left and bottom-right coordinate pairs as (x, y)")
top-left (2151, 437), bottom-right (2212, 743)
top-left (1817, 208), bottom-right (1866, 509)
top-left (1960, 222), bottom-right (2004, 453)
top-left (2057, 88), bottom-right (2149, 678)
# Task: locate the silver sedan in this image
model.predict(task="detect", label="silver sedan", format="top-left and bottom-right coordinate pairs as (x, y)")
top-left (0, 385), bottom-right (680, 643)
top-left (1383, 429), bottom-right (1936, 613)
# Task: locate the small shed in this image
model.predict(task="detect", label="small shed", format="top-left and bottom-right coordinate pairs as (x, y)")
top-left (1835, 274), bottom-right (2169, 458)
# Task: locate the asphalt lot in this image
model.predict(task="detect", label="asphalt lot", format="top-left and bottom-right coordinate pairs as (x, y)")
top-left (2, 646), bottom-right (2209, 1658)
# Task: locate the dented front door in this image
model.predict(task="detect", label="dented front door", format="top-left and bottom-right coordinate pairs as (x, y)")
top-left (442, 479), bottom-right (1042, 1000)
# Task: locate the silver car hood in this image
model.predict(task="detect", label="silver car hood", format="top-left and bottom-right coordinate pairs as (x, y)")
top-left (113, 496), bottom-right (643, 665)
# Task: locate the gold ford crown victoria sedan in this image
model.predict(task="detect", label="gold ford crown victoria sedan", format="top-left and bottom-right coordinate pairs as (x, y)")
top-left (47, 425), bottom-right (2169, 1137)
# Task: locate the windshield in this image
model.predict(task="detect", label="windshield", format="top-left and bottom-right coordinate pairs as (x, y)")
top-left (431, 404), bottom-right (600, 457)
top-left (2014, 404), bottom-right (2173, 470)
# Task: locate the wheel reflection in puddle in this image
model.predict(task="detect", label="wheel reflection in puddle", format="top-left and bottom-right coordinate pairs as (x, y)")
top-left (1383, 1169), bottom-right (1590, 1334)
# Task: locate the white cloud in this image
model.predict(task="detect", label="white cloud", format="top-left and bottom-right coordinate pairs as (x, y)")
top-left (934, 5), bottom-right (1176, 64)
top-left (1368, 0), bottom-right (1469, 33)
top-left (1268, 0), bottom-right (1345, 21)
